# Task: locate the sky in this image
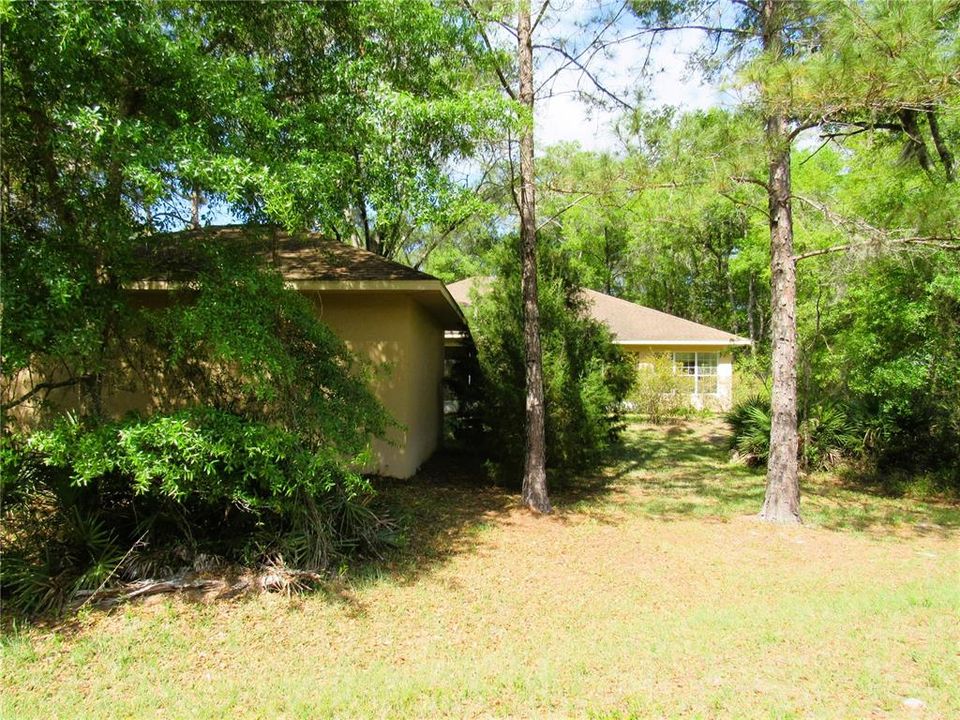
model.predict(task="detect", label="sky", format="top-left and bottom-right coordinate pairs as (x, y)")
top-left (533, 2), bottom-right (732, 153)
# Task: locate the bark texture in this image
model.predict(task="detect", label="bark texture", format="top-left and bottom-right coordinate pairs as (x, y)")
top-left (759, 0), bottom-right (801, 524)
top-left (925, 108), bottom-right (955, 182)
top-left (517, 0), bottom-right (551, 514)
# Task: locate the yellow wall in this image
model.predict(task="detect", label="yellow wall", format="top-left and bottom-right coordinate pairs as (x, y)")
top-left (5, 289), bottom-right (446, 480)
top-left (306, 291), bottom-right (443, 479)
top-left (622, 344), bottom-right (736, 411)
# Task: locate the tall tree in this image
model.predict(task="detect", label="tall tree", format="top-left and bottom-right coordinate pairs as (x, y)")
top-left (757, 0), bottom-right (800, 522)
top-left (516, 1), bottom-right (550, 512)
top-left (628, 0), bottom-right (959, 522)
top-left (462, 0), bottom-right (637, 513)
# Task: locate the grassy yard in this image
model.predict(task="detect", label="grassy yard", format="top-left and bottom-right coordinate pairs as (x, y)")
top-left (3, 418), bottom-right (958, 719)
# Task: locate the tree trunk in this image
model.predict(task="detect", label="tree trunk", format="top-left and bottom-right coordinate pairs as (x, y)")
top-left (898, 109), bottom-right (933, 175)
top-left (517, 0), bottom-right (550, 514)
top-left (190, 186), bottom-right (202, 229)
top-left (925, 108), bottom-right (955, 182)
top-left (759, 0), bottom-right (801, 524)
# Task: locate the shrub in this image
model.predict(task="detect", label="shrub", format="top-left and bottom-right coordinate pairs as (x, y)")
top-left (726, 395), bottom-right (863, 471)
top-left (629, 353), bottom-right (696, 423)
top-left (1, 409), bottom-right (396, 616)
top-left (462, 239), bottom-right (634, 481)
top-left (805, 253), bottom-right (960, 485)
top-left (800, 404), bottom-right (863, 471)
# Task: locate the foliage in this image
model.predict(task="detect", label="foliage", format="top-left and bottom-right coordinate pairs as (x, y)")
top-left (0, 0), bottom-right (506, 615)
top-left (462, 240), bottom-right (634, 481)
top-left (807, 252), bottom-right (960, 482)
top-left (1, 405), bottom-right (396, 616)
top-left (726, 395), bottom-right (773, 467)
top-left (629, 354), bottom-right (695, 424)
top-left (536, 111), bottom-right (770, 346)
top-left (727, 395), bottom-right (864, 471)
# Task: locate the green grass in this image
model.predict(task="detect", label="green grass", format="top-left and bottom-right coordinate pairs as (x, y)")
top-left (573, 417), bottom-right (960, 536)
top-left (3, 418), bottom-right (958, 719)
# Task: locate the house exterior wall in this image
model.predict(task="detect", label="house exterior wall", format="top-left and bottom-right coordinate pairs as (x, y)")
top-left (6, 289), bottom-right (445, 480)
top-left (621, 344), bottom-right (736, 411)
top-left (308, 291), bottom-right (443, 479)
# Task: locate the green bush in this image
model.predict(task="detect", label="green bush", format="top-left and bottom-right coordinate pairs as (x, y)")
top-left (462, 239), bottom-right (634, 481)
top-left (809, 254), bottom-right (960, 483)
top-left (1, 247), bottom-right (395, 617)
top-left (726, 395), bottom-right (863, 471)
top-left (1, 409), bottom-right (395, 616)
top-left (629, 353), bottom-right (696, 423)
top-left (726, 395), bottom-right (772, 466)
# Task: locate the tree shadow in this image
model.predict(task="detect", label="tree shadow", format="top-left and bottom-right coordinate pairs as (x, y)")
top-left (574, 417), bottom-right (960, 538)
top-left (366, 449), bottom-right (518, 585)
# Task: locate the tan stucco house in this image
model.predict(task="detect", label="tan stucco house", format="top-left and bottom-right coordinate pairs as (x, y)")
top-left (447, 277), bottom-right (750, 411)
top-left (185, 229), bottom-right (467, 478)
top-left (264, 235), bottom-right (465, 478)
top-left (9, 227), bottom-right (467, 479)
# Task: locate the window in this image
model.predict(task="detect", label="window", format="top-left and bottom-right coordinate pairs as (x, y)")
top-left (672, 351), bottom-right (719, 395)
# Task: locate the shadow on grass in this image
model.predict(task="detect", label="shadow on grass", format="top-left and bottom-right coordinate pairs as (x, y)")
top-left (567, 416), bottom-right (960, 538)
top-left (365, 448), bottom-right (518, 586)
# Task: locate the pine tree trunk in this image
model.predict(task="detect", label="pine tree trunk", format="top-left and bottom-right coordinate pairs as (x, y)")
top-left (759, 0), bottom-right (801, 524)
top-left (517, 0), bottom-right (550, 514)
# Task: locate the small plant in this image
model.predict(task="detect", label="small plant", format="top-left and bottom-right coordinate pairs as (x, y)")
top-left (800, 403), bottom-right (864, 470)
top-left (726, 396), bottom-right (772, 466)
top-left (629, 353), bottom-right (696, 423)
top-left (726, 396), bottom-right (864, 470)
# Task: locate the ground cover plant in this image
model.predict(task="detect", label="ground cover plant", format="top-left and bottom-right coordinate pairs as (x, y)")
top-left (3, 418), bottom-right (957, 719)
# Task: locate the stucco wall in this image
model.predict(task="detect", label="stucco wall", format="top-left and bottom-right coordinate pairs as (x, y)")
top-left (622, 344), bottom-right (736, 411)
top-left (307, 291), bottom-right (443, 478)
top-left (6, 289), bottom-right (445, 480)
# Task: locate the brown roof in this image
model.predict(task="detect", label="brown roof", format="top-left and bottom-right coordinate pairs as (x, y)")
top-left (138, 225), bottom-right (437, 283)
top-left (447, 276), bottom-right (750, 346)
top-left (581, 288), bottom-right (750, 345)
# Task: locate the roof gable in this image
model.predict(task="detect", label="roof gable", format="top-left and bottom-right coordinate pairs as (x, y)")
top-left (580, 288), bottom-right (749, 345)
top-left (447, 276), bottom-right (750, 346)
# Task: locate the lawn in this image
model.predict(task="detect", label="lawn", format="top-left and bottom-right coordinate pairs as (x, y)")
top-left (3, 417), bottom-right (958, 719)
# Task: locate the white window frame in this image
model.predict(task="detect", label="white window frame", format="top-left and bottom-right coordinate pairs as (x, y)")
top-left (672, 351), bottom-right (719, 396)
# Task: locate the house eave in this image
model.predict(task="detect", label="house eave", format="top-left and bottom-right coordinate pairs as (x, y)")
top-left (614, 338), bottom-right (753, 347)
top-left (126, 278), bottom-right (468, 330)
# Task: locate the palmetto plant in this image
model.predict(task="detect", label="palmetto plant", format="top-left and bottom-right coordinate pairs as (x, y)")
top-left (800, 404), bottom-right (864, 471)
top-left (727, 397), bottom-right (863, 470)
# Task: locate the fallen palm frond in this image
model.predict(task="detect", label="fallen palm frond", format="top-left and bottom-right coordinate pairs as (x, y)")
top-left (70, 558), bottom-right (328, 610)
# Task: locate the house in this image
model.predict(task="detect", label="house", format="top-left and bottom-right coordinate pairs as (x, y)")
top-left (147, 227), bottom-right (468, 478)
top-left (446, 277), bottom-right (750, 411)
top-left (8, 227), bottom-right (466, 479)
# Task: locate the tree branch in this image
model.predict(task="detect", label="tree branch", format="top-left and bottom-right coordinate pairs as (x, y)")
top-left (533, 42), bottom-right (635, 111)
top-left (531, 0), bottom-right (551, 33)
top-left (2, 375), bottom-right (93, 411)
top-left (925, 107), bottom-right (955, 182)
top-left (731, 175), bottom-right (770, 191)
top-left (462, 0), bottom-right (517, 100)
top-left (792, 193), bottom-right (960, 260)
top-left (536, 193), bottom-right (592, 232)
top-left (795, 237), bottom-right (960, 262)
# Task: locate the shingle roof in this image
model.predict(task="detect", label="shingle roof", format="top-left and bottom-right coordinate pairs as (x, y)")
top-left (138, 225), bottom-right (437, 283)
top-left (446, 276), bottom-right (750, 345)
